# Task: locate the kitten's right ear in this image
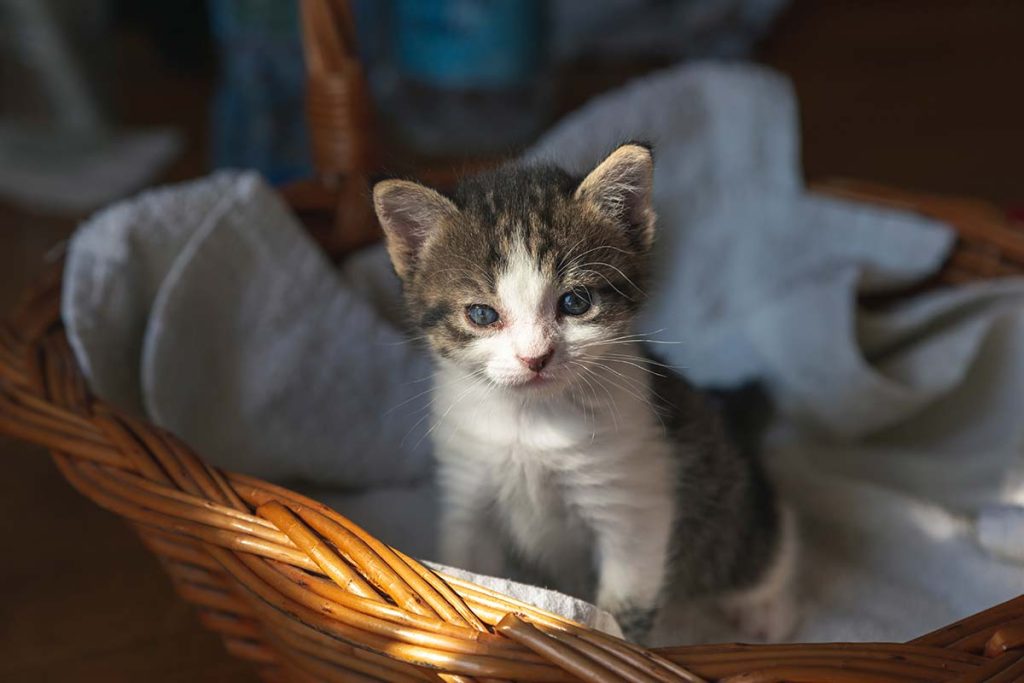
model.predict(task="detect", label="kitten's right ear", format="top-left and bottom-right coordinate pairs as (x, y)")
top-left (373, 179), bottom-right (459, 280)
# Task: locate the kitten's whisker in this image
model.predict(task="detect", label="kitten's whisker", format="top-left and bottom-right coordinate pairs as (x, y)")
top-left (566, 244), bottom-right (634, 264)
top-left (576, 268), bottom-right (632, 301)
top-left (446, 255), bottom-right (497, 286)
top-left (601, 353), bottom-right (681, 371)
top-left (398, 371), bottom-right (437, 387)
top-left (399, 368), bottom-right (488, 445)
top-left (594, 355), bottom-right (667, 377)
top-left (428, 266), bottom-right (497, 287)
top-left (573, 366), bottom-right (602, 441)
top-left (577, 361), bottom-right (649, 431)
top-left (568, 363), bottom-right (595, 430)
top-left (401, 408), bottom-right (437, 449)
top-left (576, 356), bottom-right (659, 410)
top-left (380, 339), bottom-right (422, 347)
top-left (558, 244), bottom-right (634, 277)
top-left (379, 332), bottom-right (433, 347)
top-left (577, 329), bottom-right (672, 348)
top-left (585, 356), bottom-right (676, 428)
top-left (590, 363), bottom-right (651, 399)
top-left (412, 374), bottom-right (490, 451)
top-left (575, 260), bottom-right (645, 294)
top-left (580, 337), bottom-right (683, 350)
top-left (386, 368), bottom-right (486, 415)
top-left (569, 360), bottom-right (598, 419)
top-left (385, 386), bottom-right (438, 415)
top-left (597, 367), bottom-right (669, 432)
top-left (556, 235), bottom-right (593, 277)
top-left (573, 361), bottom-right (620, 432)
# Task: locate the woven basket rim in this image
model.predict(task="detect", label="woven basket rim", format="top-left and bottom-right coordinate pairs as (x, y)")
top-left (1, 210), bottom-right (1024, 681)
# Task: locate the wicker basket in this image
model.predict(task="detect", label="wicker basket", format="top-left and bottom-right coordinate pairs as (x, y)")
top-left (3, 1), bottom-right (1024, 680)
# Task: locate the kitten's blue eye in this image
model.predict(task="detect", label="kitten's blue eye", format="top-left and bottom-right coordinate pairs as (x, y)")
top-left (466, 304), bottom-right (499, 326)
top-left (559, 289), bottom-right (592, 316)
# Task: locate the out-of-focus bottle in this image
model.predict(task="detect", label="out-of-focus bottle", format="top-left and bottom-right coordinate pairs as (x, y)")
top-left (367, 0), bottom-right (550, 158)
top-left (208, 0), bottom-right (312, 184)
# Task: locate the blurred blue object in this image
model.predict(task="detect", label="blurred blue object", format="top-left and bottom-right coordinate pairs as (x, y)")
top-left (364, 0), bottom-right (550, 157)
top-left (206, 0), bottom-right (790, 167)
top-left (549, 0), bottom-right (790, 61)
top-left (394, 0), bottom-right (544, 89)
top-left (209, 0), bottom-right (312, 184)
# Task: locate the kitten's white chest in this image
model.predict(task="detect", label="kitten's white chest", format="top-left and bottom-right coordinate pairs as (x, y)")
top-left (431, 365), bottom-right (675, 584)
top-left (433, 381), bottom-right (597, 574)
top-left (432, 374), bottom-right (616, 469)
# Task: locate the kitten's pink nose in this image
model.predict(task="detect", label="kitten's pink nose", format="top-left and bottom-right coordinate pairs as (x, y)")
top-left (518, 348), bottom-right (555, 373)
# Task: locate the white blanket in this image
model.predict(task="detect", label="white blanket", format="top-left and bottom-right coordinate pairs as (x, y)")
top-left (63, 63), bottom-right (1024, 644)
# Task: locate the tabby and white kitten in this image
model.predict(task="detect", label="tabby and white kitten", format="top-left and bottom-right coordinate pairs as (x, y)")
top-left (373, 144), bottom-right (797, 642)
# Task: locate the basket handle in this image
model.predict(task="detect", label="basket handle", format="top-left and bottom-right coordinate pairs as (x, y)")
top-left (289, 0), bottom-right (379, 258)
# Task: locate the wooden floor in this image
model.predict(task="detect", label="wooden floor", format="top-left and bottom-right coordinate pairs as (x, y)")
top-left (1, 1), bottom-right (1023, 680)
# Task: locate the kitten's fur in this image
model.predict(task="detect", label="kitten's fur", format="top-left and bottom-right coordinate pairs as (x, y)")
top-left (373, 144), bottom-right (797, 642)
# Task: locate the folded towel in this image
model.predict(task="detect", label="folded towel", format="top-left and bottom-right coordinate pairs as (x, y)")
top-left (62, 62), bottom-right (1024, 643)
top-left (64, 171), bottom-right (434, 488)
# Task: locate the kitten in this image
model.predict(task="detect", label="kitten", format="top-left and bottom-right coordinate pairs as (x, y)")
top-left (373, 144), bottom-right (797, 642)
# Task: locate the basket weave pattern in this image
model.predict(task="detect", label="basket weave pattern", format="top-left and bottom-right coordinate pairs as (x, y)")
top-left (2, 252), bottom-right (1024, 683)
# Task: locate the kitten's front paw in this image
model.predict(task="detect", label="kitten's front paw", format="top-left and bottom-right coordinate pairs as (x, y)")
top-left (721, 505), bottom-right (800, 642)
top-left (720, 590), bottom-right (799, 642)
top-left (597, 584), bottom-right (662, 643)
top-left (610, 604), bottom-right (658, 643)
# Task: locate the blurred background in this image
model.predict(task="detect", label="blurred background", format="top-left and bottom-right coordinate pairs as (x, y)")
top-left (1, 1), bottom-right (1023, 680)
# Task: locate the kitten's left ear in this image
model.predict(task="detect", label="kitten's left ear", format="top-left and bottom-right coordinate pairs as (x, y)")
top-left (575, 143), bottom-right (655, 249)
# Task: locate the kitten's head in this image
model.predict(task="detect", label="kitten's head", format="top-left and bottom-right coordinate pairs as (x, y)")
top-left (373, 143), bottom-right (656, 394)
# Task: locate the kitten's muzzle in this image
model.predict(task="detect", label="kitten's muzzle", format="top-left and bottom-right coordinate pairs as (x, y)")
top-left (517, 348), bottom-right (555, 373)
